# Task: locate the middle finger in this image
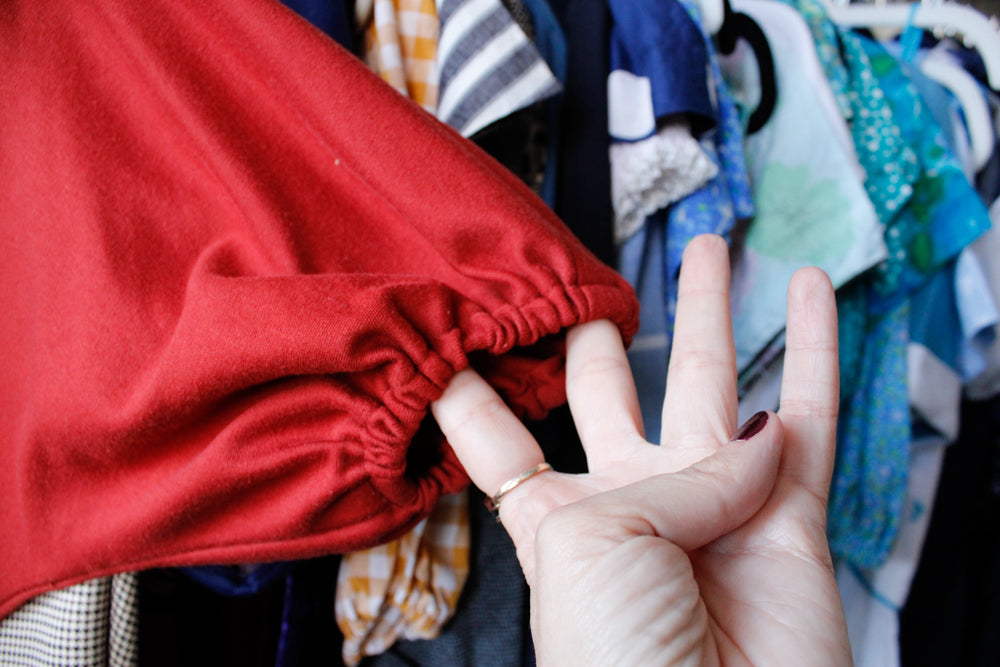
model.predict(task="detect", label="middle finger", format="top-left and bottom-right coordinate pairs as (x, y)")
top-left (661, 234), bottom-right (738, 451)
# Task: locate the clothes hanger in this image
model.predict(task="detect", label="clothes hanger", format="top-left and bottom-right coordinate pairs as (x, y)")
top-left (824, 1), bottom-right (1000, 90)
top-left (716, 0), bottom-right (778, 134)
top-left (699, 0), bottom-right (726, 34)
top-left (920, 53), bottom-right (995, 173)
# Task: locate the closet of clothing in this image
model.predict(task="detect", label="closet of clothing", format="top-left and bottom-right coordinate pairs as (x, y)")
top-left (1, 0), bottom-right (999, 665)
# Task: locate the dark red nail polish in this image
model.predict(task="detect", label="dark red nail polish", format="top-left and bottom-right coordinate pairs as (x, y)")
top-left (732, 411), bottom-right (768, 441)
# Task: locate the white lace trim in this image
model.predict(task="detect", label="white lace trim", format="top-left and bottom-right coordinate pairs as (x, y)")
top-left (611, 122), bottom-right (718, 244)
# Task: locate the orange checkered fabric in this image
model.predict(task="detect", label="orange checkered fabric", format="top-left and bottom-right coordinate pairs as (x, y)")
top-left (335, 491), bottom-right (470, 665)
top-left (363, 0), bottom-right (440, 112)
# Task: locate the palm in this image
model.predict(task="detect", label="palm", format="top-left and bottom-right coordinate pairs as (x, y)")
top-left (509, 424), bottom-right (842, 664)
top-left (692, 488), bottom-right (846, 663)
top-left (432, 235), bottom-right (851, 665)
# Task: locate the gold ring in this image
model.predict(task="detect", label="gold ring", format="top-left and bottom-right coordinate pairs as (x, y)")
top-left (484, 462), bottom-right (553, 520)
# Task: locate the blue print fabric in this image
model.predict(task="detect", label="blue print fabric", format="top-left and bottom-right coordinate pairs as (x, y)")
top-left (779, 0), bottom-right (992, 569)
top-left (673, 0), bottom-right (756, 222)
top-left (829, 32), bottom-right (990, 569)
top-left (618, 0), bottom-right (753, 442)
top-left (860, 40), bottom-right (992, 317)
top-left (670, 0), bottom-right (755, 286)
top-left (662, 0), bottom-right (754, 328)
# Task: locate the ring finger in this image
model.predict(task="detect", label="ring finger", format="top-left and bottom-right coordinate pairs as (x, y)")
top-left (430, 368), bottom-right (546, 497)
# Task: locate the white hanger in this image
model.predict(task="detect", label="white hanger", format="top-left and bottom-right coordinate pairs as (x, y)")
top-left (919, 54), bottom-right (995, 173)
top-left (699, 0), bottom-right (725, 35)
top-left (824, 1), bottom-right (1000, 90)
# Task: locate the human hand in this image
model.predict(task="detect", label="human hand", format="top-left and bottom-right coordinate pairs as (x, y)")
top-left (431, 234), bottom-right (852, 665)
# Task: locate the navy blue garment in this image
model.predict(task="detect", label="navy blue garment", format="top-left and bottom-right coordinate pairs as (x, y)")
top-left (547, 0), bottom-right (615, 266)
top-left (523, 0), bottom-right (567, 209)
top-left (606, 0), bottom-right (715, 139)
top-left (274, 556), bottom-right (343, 666)
top-left (180, 563), bottom-right (293, 597)
top-left (281, 0), bottom-right (354, 50)
top-left (138, 568), bottom-right (287, 667)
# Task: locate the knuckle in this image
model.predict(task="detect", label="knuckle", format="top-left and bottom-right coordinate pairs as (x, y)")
top-left (570, 353), bottom-right (630, 381)
top-left (445, 391), bottom-right (511, 436)
top-left (779, 396), bottom-right (838, 420)
top-left (668, 348), bottom-right (731, 374)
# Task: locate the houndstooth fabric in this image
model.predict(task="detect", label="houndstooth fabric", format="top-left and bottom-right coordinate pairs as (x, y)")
top-left (0, 574), bottom-right (139, 667)
top-left (335, 491), bottom-right (470, 666)
top-left (108, 574), bottom-right (139, 667)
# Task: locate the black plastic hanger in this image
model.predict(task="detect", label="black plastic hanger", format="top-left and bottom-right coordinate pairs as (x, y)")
top-left (715, 0), bottom-right (777, 135)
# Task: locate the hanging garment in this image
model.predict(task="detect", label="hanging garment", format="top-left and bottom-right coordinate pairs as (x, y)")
top-left (718, 0), bottom-right (885, 376)
top-left (520, 0), bottom-right (567, 209)
top-left (895, 54), bottom-right (999, 441)
top-left (137, 567), bottom-right (288, 666)
top-left (889, 46), bottom-right (1000, 406)
top-left (609, 122), bottom-right (718, 244)
top-left (769, 13), bottom-right (990, 663)
top-left (0, 575), bottom-right (139, 667)
top-left (839, 260), bottom-right (989, 667)
top-left (673, 0), bottom-right (757, 229)
top-left (660, 0), bottom-right (757, 319)
top-left (605, 0), bottom-right (718, 242)
top-left (547, 0), bottom-right (616, 265)
top-left (892, 45), bottom-right (979, 180)
top-left (617, 0), bottom-right (754, 442)
top-left (0, 0), bottom-right (638, 619)
top-left (964, 198), bottom-right (1000, 400)
top-left (356, 488), bottom-right (534, 667)
top-left (606, 0), bottom-right (715, 140)
top-left (823, 25), bottom-right (919, 571)
top-left (363, 0), bottom-right (441, 113)
top-left (281, 0), bottom-right (356, 48)
top-left (435, 0), bottom-right (561, 137)
top-left (832, 34), bottom-right (991, 570)
top-left (779, 0), bottom-right (990, 571)
top-left (836, 437), bottom-right (948, 667)
top-left (335, 492), bottom-right (469, 666)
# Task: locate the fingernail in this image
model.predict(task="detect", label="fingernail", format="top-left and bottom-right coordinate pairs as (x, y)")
top-left (731, 411), bottom-right (768, 441)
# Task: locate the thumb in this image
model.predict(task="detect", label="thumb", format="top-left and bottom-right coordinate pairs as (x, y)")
top-left (540, 411), bottom-right (784, 555)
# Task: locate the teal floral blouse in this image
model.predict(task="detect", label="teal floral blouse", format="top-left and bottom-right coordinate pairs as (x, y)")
top-left (780, 0), bottom-right (990, 569)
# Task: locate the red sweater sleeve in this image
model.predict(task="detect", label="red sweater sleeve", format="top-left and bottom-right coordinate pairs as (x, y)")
top-left (0, 0), bottom-right (637, 616)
